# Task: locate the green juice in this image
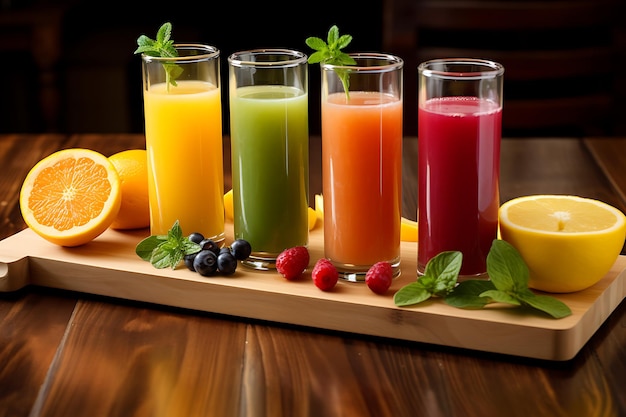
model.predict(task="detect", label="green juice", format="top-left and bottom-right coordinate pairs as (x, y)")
top-left (230, 85), bottom-right (309, 258)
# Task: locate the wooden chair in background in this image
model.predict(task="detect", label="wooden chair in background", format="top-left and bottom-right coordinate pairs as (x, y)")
top-left (382, 0), bottom-right (622, 137)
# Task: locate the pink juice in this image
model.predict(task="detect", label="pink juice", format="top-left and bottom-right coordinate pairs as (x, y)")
top-left (418, 96), bottom-right (501, 276)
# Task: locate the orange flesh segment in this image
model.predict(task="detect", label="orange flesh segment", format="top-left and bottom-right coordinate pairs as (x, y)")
top-left (29, 157), bottom-right (112, 231)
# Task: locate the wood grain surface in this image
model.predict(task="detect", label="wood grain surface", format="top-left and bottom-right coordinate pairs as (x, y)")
top-left (1, 134), bottom-right (626, 417)
top-left (1, 223), bottom-right (624, 361)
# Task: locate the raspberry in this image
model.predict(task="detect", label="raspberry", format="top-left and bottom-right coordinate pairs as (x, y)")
top-left (276, 246), bottom-right (310, 280)
top-left (312, 258), bottom-right (338, 291)
top-left (365, 262), bottom-right (393, 294)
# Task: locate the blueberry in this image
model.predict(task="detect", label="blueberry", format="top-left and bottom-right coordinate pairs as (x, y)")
top-left (199, 238), bottom-right (220, 256)
top-left (188, 232), bottom-right (205, 244)
top-left (231, 239), bottom-right (252, 260)
top-left (184, 252), bottom-right (199, 271)
top-left (193, 250), bottom-right (218, 276)
top-left (217, 252), bottom-right (237, 275)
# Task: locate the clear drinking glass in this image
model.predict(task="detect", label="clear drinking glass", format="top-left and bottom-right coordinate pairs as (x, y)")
top-left (228, 49), bottom-right (309, 270)
top-left (321, 53), bottom-right (403, 281)
top-left (141, 44), bottom-right (224, 243)
top-left (417, 58), bottom-right (504, 277)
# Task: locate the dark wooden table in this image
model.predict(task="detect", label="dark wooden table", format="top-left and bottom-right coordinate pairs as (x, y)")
top-left (1, 134), bottom-right (625, 417)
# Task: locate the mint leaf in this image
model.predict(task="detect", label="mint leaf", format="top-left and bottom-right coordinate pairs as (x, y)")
top-left (135, 220), bottom-right (201, 269)
top-left (393, 282), bottom-right (432, 306)
top-left (445, 280), bottom-right (495, 308)
top-left (150, 241), bottom-right (182, 269)
top-left (516, 290), bottom-right (572, 319)
top-left (487, 239), bottom-right (529, 292)
top-left (393, 251), bottom-right (462, 307)
top-left (394, 240), bottom-right (572, 319)
top-left (479, 289), bottom-right (521, 306)
top-left (423, 251), bottom-right (463, 296)
top-left (306, 25), bottom-right (356, 100)
top-left (181, 237), bottom-right (202, 256)
top-left (135, 235), bottom-right (167, 261)
top-left (134, 22), bottom-right (181, 90)
top-left (168, 220), bottom-right (183, 241)
top-left (476, 239), bottom-right (571, 318)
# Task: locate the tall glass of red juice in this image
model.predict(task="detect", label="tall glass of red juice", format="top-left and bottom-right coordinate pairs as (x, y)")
top-left (417, 59), bottom-right (504, 277)
top-left (321, 53), bottom-right (403, 281)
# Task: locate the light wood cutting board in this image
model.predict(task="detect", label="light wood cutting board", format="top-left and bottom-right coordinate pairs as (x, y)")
top-left (1, 224), bottom-right (624, 361)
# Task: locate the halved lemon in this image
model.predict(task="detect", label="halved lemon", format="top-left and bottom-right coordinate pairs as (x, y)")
top-left (499, 195), bottom-right (626, 293)
top-left (20, 148), bottom-right (122, 247)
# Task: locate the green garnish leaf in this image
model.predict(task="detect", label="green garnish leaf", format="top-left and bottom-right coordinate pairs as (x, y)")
top-left (423, 251), bottom-right (463, 296)
top-left (306, 25), bottom-right (356, 100)
top-left (479, 289), bottom-right (521, 306)
top-left (486, 238), bottom-right (529, 292)
top-left (444, 280), bottom-right (495, 308)
top-left (393, 282), bottom-right (432, 307)
top-left (150, 238), bottom-right (183, 269)
top-left (393, 251), bottom-right (462, 306)
top-left (135, 220), bottom-right (201, 269)
top-left (394, 239), bottom-right (572, 319)
top-left (135, 235), bottom-right (167, 261)
top-left (134, 22), bottom-right (181, 91)
top-left (516, 290), bottom-right (573, 319)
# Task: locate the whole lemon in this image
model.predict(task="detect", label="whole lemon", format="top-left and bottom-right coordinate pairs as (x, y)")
top-left (109, 149), bottom-right (150, 230)
top-left (499, 195), bottom-right (626, 293)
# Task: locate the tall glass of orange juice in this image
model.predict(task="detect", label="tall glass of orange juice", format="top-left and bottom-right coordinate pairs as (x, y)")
top-left (320, 53), bottom-right (403, 281)
top-left (140, 44), bottom-right (225, 243)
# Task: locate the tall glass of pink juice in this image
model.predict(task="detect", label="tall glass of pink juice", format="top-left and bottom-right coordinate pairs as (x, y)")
top-left (417, 59), bottom-right (504, 277)
top-left (321, 53), bottom-right (403, 281)
top-left (141, 44), bottom-right (224, 243)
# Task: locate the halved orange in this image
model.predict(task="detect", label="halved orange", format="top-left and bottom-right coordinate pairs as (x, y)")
top-left (20, 148), bottom-right (122, 247)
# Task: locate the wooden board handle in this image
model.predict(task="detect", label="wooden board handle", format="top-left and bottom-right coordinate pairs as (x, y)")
top-left (0, 257), bottom-right (30, 292)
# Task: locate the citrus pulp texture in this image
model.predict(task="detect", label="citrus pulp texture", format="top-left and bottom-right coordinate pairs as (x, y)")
top-left (109, 149), bottom-right (150, 230)
top-left (499, 195), bottom-right (626, 293)
top-left (19, 148), bottom-right (122, 247)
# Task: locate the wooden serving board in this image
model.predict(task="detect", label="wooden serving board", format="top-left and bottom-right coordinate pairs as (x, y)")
top-left (1, 224), bottom-right (624, 361)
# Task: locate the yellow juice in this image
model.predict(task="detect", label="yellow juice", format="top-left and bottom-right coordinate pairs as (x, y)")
top-left (143, 80), bottom-right (224, 240)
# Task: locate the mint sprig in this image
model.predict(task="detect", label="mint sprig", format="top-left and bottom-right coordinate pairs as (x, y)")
top-left (134, 22), bottom-right (182, 91)
top-left (306, 25), bottom-right (356, 100)
top-left (136, 220), bottom-right (201, 269)
top-left (394, 251), bottom-right (462, 306)
top-left (394, 240), bottom-right (572, 319)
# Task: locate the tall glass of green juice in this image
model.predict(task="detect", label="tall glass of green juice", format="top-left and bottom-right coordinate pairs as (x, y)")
top-left (228, 49), bottom-right (309, 270)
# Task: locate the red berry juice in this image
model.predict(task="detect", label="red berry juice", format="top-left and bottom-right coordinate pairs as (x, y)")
top-left (417, 96), bottom-right (501, 276)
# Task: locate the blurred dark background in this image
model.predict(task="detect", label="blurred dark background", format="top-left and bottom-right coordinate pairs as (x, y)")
top-left (2, 0), bottom-right (626, 137)
top-left (0, 0), bottom-right (382, 135)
